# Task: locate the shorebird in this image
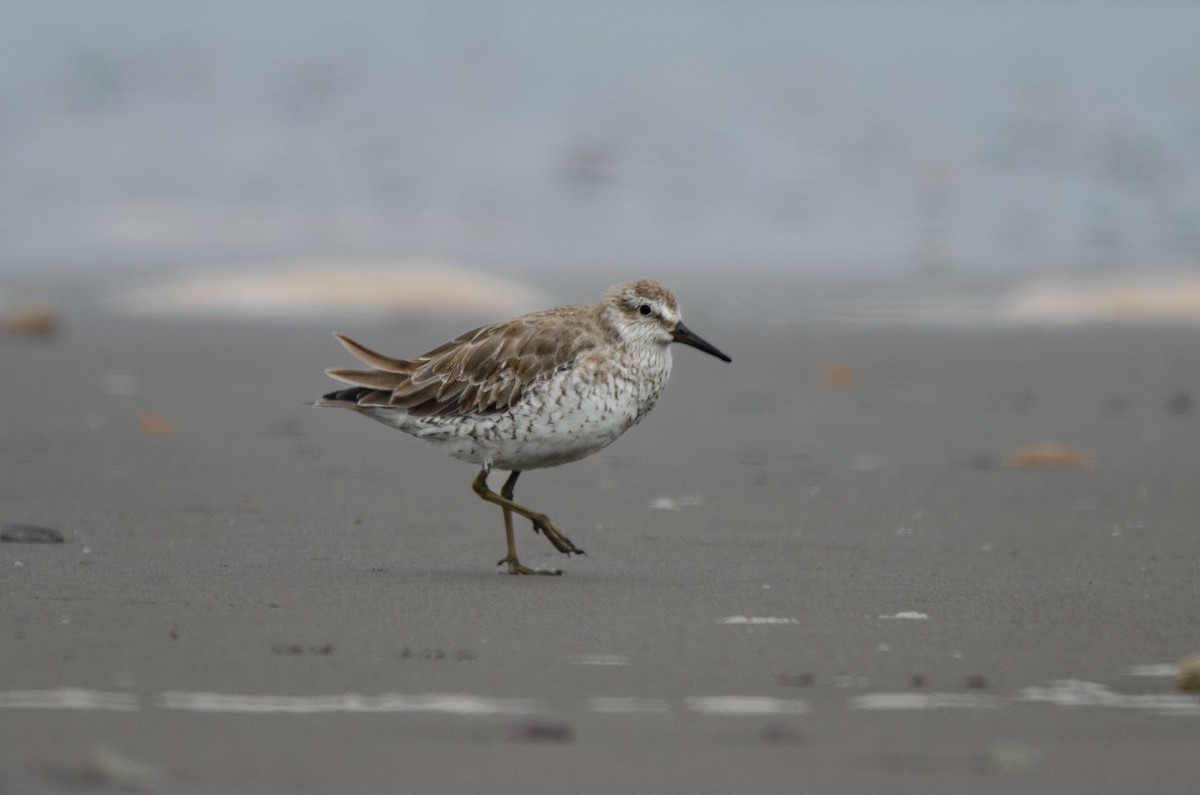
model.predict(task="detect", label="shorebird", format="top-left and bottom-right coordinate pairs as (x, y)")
top-left (316, 279), bottom-right (730, 574)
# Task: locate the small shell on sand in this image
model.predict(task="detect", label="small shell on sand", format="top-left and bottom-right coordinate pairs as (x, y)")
top-left (1176, 654), bottom-right (1200, 692)
top-left (821, 360), bottom-right (857, 391)
top-left (1006, 442), bottom-right (1094, 470)
top-left (1, 304), bottom-right (61, 336)
top-left (136, 414), bottom-right (175, 435)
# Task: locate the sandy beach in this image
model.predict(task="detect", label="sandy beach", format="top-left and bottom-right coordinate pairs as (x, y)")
top-left (2, 288), bottom-right (1200, 794)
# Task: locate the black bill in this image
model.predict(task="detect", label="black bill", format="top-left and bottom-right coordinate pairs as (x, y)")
top-left (672, 321), bottom-right (731, 362)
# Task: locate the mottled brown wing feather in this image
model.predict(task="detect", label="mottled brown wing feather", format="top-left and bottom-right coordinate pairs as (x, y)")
top-left (324, 368), bottom-right (404, 391)
top-left (326, 308), bottom-right (599, 417)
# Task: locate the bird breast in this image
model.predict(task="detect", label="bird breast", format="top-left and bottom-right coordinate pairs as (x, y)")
top-left (478, 346), bottom-right (672, 470)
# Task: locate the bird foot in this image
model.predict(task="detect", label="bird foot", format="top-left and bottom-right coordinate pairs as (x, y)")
top-left (532, 517), bottom-right (585, 557)
top-left (496, 556), bottom-right (562, 576)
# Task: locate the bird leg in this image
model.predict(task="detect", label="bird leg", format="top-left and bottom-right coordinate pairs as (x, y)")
top-left (496, 471), bottom-right (549, 576)
top-left (497, 471), bottom-right (586, 556)
top-left (472, 469), bottom-right (585, 575)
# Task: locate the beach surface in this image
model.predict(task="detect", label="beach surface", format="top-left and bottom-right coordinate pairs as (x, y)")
top-left (2, 286), bottom-right (1200, 793)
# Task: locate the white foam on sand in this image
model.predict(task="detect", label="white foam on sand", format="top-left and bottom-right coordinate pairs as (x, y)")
top-left (1130, 664), bottom-right (1180, 677)
top-left (650, 495), bottom-right (701, 511)
top-left (157, 691), bottom-right (536, 715)
top-left (1017, 680), bottom-right (1200, 715)
top-left (2, 686), bottom-right (1195, 717)
top-left (1001, 274), bottom-right (1200, 326)
top-left (569, 654), bottom-right (632, 666)
top-left (878, 611), bottom-right (930, 620)
top-left (851, 693), bottom-right (1000, 710)
top-left (0, 688), bottom-right (138, 711)
top-left (107, 262), bottom-right (548, 320)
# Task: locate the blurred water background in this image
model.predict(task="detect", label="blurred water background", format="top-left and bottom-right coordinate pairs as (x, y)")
top-left (2, 1), bottom-right (1199, 299)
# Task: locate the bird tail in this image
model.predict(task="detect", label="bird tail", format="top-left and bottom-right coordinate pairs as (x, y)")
top-left (319, 333), bottom-right (420, 408)
top-left (332, 332), bottom-right (416, 374)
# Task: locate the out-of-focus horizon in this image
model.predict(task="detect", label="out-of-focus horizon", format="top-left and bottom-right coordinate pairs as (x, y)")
top-left (2, 1), bottom-right (1199, 295)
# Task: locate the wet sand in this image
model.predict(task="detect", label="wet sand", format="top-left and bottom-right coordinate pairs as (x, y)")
top-left (2, 303), bottom-right (1200, 793)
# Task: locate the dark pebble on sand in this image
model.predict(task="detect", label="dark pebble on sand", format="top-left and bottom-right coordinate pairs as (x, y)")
top-left (270, 643), bottom-right (334, 655)
top-left (513, 721), bottom-right (574, 743)
top-left (1, 523), bottom-right (64, 544)
top-left (1166, 391), bottom-right (1194, 416)
top-left (759, 724), bottom-right (803, 745)
top-left (271, 643), bottom-right (304, 655)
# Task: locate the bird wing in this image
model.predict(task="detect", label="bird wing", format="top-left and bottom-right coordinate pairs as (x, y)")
top-left (325, 308), bottom-right (599, 417)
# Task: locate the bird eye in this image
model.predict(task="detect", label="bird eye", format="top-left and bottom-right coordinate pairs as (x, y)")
top-left (639, 304), bottom-right (652, 316)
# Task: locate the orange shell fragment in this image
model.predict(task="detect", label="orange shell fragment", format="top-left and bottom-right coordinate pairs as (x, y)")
top-left (136, 414), bottom-right (175, 435)
top-left (1007, 442), bottom-right (1094, 470)
top-left (1, 304), bottom-right (60, 336)
top-left (821, 360), bottom-right (857, 391)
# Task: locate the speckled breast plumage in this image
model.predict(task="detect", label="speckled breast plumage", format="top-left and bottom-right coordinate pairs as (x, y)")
top-left (363, 346), bottom-right (673, 471)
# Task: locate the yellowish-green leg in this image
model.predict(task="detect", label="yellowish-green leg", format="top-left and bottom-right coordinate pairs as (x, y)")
top-left (497, 472), bottom-right (548, 575)
top-left (472, 469), bottom-right (584, 575)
